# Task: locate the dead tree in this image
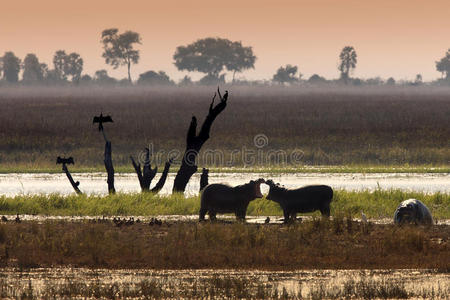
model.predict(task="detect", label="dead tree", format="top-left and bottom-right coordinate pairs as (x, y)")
top-left (130, 148), bottom-right (173, 193)
top-left (56, 156), bottom-right (82, 194)
top-left (94, 114), bottom-right (115, 194)
top-left (172, 87), bottom-right (228, 193)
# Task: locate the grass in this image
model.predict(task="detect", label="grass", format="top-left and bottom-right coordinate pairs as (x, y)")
top-left (0, 219), bottom-right (448, 270)
top-left (0, 86), bottom-right (449, 170)
top-left (0, 190), bottom-right (448, 219)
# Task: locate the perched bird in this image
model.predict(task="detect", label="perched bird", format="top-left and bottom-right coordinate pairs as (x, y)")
top-left (15, 214), bottom-right (21, 223)
top-left (265, 217), bottom-right (270, 224)
top-left (361, 211), bottom-right (368, 224)
top-left (155, 218), bottom-right (162, 226)
top-left (223, 90), bottom-right (228, 101)
top-left (93, 113), bottom-right (113, 131)
top-left (56, 156), bottom-right (74, 165)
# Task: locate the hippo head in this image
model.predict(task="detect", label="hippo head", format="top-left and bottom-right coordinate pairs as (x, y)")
top-left (396, 202), bottom-right (418, 224)
top-left (249, 178), bottom-right (265, 198)
top-left (265, 179), bottom-right (282, 201)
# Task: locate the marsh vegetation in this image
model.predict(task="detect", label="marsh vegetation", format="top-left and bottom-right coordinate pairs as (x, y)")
top-left (0, 86), bottom-right (449, 171)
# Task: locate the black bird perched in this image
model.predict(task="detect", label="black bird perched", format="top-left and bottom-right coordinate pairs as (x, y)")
top-left (93, 113), bottom-right (113, 131)
top-left (223, 90), bottom-right (228, 101)
top-left (56, 156), bottom-right (74, 165)
top-left (265, 217), bottom-right (270, 224)
top-left (15, 214), bottom-right (21, 223)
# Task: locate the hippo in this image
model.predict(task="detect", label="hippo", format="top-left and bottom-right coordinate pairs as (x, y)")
top-left (394, 199), bottom-right (433, 225)
top-left (265, 180), bottom-right (333, 223)
top-left (199, 178), bottom-right (265, 221)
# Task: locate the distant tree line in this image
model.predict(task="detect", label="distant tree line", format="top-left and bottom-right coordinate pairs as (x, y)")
top-left (1, 29), bottom-right (450, 87)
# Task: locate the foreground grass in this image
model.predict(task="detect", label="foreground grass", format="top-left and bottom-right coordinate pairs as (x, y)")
top-left (0, 220), bottom-right (448, 270)
top-left (0, 190), bottom-right (448, 219)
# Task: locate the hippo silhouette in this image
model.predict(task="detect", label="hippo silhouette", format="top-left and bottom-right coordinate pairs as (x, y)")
top-left (266, 180), bottom-right (333, 223)
top-left (199, 178), bottom-right (265, 221)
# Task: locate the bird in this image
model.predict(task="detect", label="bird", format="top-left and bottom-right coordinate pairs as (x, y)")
top-left (93, 113), bottom-right (113, 131)
top-left (15, 214), bottom-right (21, 223)
top-left (361, 211), bottom-right (368, 224)
top-left (223, 90), bottom-right (228, 101)
top-left (264, 217), bottom-right (270, 224)
top-left (56, 156), bottom-right (74, 165)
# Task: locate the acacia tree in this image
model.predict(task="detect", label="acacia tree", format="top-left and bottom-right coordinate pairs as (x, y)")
top-left (173, 37), bottom-right (256, 83)
top-left (1, 52), bottom-right (21, 83)
top-left (101, 28), bottom-right (141, 83)
top-left (338, 46), bottom-right (357, 83)
top-left (272, 65), bottom-right (300, 84)
top-left (436, 49), bottom-right (450, 80)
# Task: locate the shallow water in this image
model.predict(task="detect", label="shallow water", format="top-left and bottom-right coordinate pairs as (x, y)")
top-left (0, 268), bottom-right (448, 299)
top-left (0, 172), bottom-right (448, 196)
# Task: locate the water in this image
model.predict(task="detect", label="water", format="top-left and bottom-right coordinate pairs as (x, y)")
top-left (0, 172), bottom-right (448, 196)
top-left (0, 268), bottom-right (448, 299)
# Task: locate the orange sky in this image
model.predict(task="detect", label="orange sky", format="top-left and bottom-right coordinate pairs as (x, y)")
top-left (1, 0), bottom-right (449, 82)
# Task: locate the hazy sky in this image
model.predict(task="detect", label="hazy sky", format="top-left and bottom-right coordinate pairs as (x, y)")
top-left (1, 0), bottom-right (449, 82)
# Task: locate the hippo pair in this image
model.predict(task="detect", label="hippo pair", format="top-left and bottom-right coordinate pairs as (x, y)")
top-left (199, 179), bottom-right (333, 222)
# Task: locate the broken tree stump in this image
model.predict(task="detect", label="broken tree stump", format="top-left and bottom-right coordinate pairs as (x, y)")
top-left (131, 148), bottom-right (173, 193)
top-left (172, 87), bottom-right (228, 193)
top-left (57, 156), bottom-right (82, 194)
top-left (94, 113), bottom-right (115, 194)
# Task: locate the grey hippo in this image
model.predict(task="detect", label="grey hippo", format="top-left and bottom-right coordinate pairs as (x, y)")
top-left (394, 199), bottom-right (433, 225)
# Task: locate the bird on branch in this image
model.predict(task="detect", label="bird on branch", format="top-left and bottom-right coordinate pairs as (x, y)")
top-left (93, 113), bottom-right (113, 131)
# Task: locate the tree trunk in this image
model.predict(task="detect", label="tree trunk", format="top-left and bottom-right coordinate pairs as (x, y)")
top-left (62, 164), bottom-right (82, 194)
top-left (102, 130), bottom-right (115, 194)
top-left (127, 62), bottom-right (131, 83)
top-left (172, 87), bottom-right (228, 193)
top-left (199, 168), bottom-right (209, 192)
top-left (130, 147), bottom-right (157, 192)
top-left (151, 159), bottom-right (173, 193)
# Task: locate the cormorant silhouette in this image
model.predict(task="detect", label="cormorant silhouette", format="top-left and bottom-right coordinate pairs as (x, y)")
top-left (56, 156), bottom-right (74, 165)
top-left (93, 113), bottom-right (113, 131)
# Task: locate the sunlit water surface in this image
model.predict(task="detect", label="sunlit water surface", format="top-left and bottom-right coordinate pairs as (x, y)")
top-left (0, 172), bottom-right (448, 196)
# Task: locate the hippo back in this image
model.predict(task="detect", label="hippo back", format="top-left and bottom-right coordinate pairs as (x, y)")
top-left (201, 183), bottom-right (249, 212)
top-left (394, 199), bottom-right (433, 225)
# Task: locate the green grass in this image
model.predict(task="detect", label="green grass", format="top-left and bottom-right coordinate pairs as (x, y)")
top-left (0, 189), bottom-right (448, 219)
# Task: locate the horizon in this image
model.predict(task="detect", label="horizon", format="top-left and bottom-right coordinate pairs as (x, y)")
top-left (1, 0), bottom-right (450, 82)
